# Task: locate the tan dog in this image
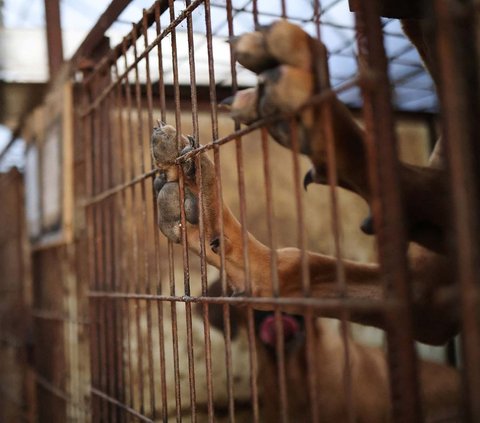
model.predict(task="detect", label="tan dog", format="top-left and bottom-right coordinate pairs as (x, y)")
top-left (152, 120), bottom-right (457, 345)
top-left (198, 281), bottom-right (461, 422)
top-left (151, 6), bottom-right (463, 346)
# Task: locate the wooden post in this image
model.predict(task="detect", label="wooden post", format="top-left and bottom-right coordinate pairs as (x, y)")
top-left (44, 0), bottom-right (64, 79)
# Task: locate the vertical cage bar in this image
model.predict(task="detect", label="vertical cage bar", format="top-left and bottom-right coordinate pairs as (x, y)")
top-left (312, 2), bottom-right (356, 419)
top-left (112, 60), bottom-right (128, 423)
top-left (142, 9), bottom-right (160, 420)
top-left (352, 2), bottom-right (422, 422)
top-left (103, 85), bottom-right (119, 421)
top-left (434, 0), bottom-right (480, 420)
top-left (153, 3), bottom-right (170, 421)
top-left (121, 35), bottom-right (146, 415)
top-left (167, 241), bottom-right (183, 422)
top-left (184, 1), bottom-right (217, 421)
top-left (117, 44), bottom-right (136, 414)
top-left (132, 21), bottom-right (157, 418)
top-left (83, 77), bottom-right (101, 422)
top-left (162, 3), bottom-right (185, 420)
top-left (167, 1), bottom-right (198, 421)
top-left (221, 8), bottom-right (240, 421)
top-left (93, 80), bottom-right (110, 422)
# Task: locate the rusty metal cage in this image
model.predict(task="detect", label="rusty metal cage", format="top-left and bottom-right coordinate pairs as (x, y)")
top-left (1, 0), bottom-right (480, 421)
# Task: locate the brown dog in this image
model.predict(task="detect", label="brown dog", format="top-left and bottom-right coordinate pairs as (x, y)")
top-left (198, 280), bottom-right (461, 422)
top-left (224, 19), bottom-right (448, 253)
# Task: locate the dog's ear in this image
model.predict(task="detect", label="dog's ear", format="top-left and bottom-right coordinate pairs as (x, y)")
top-left (195, 279), bottom-right (241, 339)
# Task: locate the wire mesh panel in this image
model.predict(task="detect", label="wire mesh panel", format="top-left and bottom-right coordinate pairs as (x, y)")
top-left (78, 0), bottom-right (479, 422)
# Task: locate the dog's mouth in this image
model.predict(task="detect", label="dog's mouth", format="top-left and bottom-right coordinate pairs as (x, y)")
top-left (257, 313), bottom-right (304, 351)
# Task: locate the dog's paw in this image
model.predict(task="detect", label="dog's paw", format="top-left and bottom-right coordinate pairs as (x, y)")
top-left (151, 123), bottom-right (182, 167)
top-left (220, 67), bottom-right (314, 154)
top-left (257, 66), bottom-right (313, 116)
top-left (230, 20), bottom-right (313, 74)
top-left (156, 181), bottom-right (199, 243)
top-left (151, 122), bottom-right (222, 246)
top-left (151, 122), bottom-right (200, 242)
top-left (222, 21), bottom-right (329, 155)
top-left (219, 88), bottom-right (259, 125)
top-left (151, 121), bottom-right (196, 177)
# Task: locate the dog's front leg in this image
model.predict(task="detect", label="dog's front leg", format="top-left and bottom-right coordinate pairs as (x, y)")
top-left (224, 20), bottom-right (450, 252)
top-left (150, 122), bottom-right (276, 294)
top-left (151, 123), bottom-right (457, 344)
top-left (150, 123), bottom-right (382, 299)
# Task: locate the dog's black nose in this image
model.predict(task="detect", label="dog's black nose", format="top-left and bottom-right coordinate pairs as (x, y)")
top-left (360, 214), bottom-right (375, 235)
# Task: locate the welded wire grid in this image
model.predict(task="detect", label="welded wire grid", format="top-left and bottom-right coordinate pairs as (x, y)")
top-left (78, 0), bottom-right (479, 422)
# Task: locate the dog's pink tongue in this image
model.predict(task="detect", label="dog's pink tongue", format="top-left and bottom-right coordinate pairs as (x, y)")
top-left (259, 315), bottom-right (300, 347)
